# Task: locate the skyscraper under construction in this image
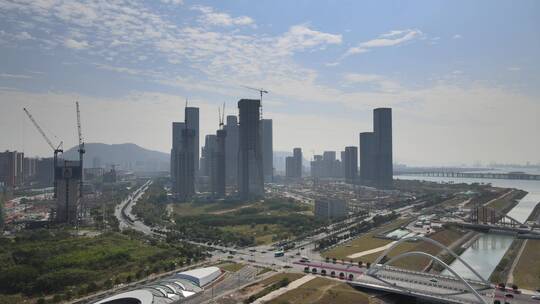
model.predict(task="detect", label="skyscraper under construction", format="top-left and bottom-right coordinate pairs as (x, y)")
top-left (224, 115), bottom-right (239, 187)
top-left (212, 129), bottom-right (226, 197)
top-left (176, 127), bottom-right (195, 200)
top-left (171, 106), bottom-right (198, 200)
top-left (55, 160), bottom-right (82, 224)
top-left (238, 99), bottom-right (264, 199)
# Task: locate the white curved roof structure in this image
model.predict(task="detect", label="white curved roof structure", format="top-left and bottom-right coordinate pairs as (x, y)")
top-left (174, 266), bottom-right (221, 287)
top-left (93, 267), bottom-right (219, 304)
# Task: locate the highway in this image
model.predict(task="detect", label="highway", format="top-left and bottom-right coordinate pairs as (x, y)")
top-left (114, 180), bottom-right (154, 235)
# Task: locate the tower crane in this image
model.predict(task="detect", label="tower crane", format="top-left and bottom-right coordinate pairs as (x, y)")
top-left (23, 107), bottom-right (63, 198)
top-left (218, 102), bottom-right (226, 129)
top-left (75, 101), bottom-right (85, 198)
top-left (242, 86), bottom-right (268, 117)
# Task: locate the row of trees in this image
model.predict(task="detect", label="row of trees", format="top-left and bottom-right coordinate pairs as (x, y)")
top-left (317, 212), bottom-right (399, 250)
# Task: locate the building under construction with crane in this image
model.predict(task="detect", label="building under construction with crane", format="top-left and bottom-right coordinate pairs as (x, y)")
top-left (23, 102), bottom-right (85, 225)
top-left (238, 99), bottom-right (264, 199)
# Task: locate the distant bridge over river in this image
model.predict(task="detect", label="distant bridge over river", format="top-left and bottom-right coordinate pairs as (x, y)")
top-left (395, 171), bottom-right (540, 181)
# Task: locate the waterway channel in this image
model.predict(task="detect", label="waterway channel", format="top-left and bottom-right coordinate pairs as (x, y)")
top-left (395, 170), bottom-right (540, 280)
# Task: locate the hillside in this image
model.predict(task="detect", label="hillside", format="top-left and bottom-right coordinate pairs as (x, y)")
top-left (62, 143), bottom-right (169, 172)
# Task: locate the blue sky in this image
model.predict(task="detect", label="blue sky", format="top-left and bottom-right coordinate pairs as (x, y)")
top-left (0, 0), bottom-right (539, 166)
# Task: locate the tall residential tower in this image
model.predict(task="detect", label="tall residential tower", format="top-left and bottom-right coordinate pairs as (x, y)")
top-left (373, 108), bottom-right (393, 188)
top-left (261, 119), bottom-right (273, 182)
top-left (237, 99), bottom-right (264, 198)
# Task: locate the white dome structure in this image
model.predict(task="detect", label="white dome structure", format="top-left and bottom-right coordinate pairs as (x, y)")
top-left (93, 267), bottom-right (222, 304)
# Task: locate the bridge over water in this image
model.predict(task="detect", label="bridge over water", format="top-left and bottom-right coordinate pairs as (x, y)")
top-left (396, 171), bottom-right (540, 181)
top-left (298, 235), bottom-right (537, 303)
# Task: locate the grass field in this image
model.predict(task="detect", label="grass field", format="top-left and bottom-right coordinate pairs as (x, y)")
top-left (486, 190), bottom-right (517, 212)
top-left (322, 218), bottom-right (410, 260)
top-left (257, 267), bottom-right (273, 276)
top-left (367, 227), bottom-right (463, 271)
top-left (217, 262), bottom-right (244, 272)
top-left (323, 220), bottom-right (464, 272)
top-left (220, 224), bottom-right (286, 245)
top-left (512, 240), bottom-right (540, 290)
top-left (173, 198), bottom-right (321, 247)
top-left (267, 277), bottom-right (371, 304)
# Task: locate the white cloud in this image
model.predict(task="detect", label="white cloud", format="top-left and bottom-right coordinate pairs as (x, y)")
top-left (0, 73), bottom-right (33, 79)
top-left (343, 29), bottom-right (422, 58)
top-left (343, 73), bottom-right (383, 83)
top-left (64, 38), bottom-right (89, 49)
top-left (15, 31), bottom-right (33, 40)
top-left (507, 66), bottom-right (521, 71)
top-left (380, 30), bottom-right (407, 38)
top-left (360, 29), bottom-right (422, 48)
top-left (453, 34), bottom-right (462, 39)
top-left (192, 5), bottom-right (255, 27)
top-left (161, 0), bottom-right (183, 5)
top-left (275, 25), bottom-right (342, 55)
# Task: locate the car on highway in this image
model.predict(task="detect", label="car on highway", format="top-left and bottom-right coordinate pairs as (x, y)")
top-left (274, 249), bottom-right (285, 257)
top-left (505, 294), bottom-right (514, 299)
top-left (430, 279), bottom-right (438, 283)
top-left (532, 295), bottom-right (540, 300)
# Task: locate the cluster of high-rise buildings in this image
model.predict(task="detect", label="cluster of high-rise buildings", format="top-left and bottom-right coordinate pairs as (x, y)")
top-left (0, 151), bottom-right (54, 189)
top-left (0, 150), bottom-right (83, 225)
top-left (285, 148), bottom-right (302, 178)
top-left (310, 108), bottom-right (393, 188)
top-left (171, 99), bottom-right (273, 201)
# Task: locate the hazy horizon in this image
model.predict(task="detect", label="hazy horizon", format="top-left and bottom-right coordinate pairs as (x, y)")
top-left (1, 0), bottom-right (539, 166)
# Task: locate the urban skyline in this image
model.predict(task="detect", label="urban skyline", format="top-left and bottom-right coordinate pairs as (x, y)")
top-left (2, 2), bottom-right (540, 304)
top-left (1, 1), bottom-right (539, 166)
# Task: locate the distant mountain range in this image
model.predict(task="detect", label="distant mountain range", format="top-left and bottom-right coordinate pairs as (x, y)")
top-left (61, 144), bottom-right (309, 173)
top-left (63, 143), bottom-right (169, 172)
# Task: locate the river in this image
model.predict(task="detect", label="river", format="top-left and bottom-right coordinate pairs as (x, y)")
top-left (395, 169), bottom-right (540, 280)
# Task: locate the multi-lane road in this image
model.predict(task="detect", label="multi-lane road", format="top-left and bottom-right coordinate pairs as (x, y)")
top-left (114, 180), bottom-right (154, 235)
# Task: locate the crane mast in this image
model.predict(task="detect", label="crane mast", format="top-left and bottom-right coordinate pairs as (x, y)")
top-left (75, 101), bottom-right (85, 198)
top-left (23, 107), bottom-right (63, 198)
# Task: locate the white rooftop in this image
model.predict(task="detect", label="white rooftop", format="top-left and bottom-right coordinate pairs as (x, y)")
top-left (177, 266), bottom-right (220, 279)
